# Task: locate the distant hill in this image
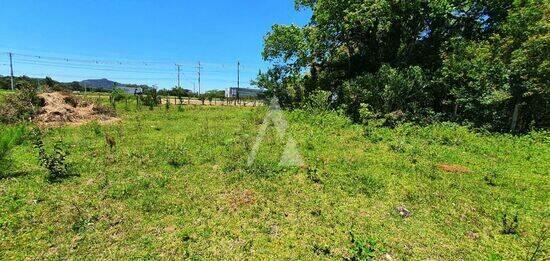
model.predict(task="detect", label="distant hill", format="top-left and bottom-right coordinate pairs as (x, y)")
top-left (0, 76), bottom-right (151, 92)
top-left (80, 79), bottom-right (120, 90)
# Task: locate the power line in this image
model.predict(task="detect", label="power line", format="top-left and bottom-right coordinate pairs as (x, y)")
top-left (13, 57), bottom-right (254, 74)
top-left (15, 61), bottom-right (177, 74)
top-left (4, 51), bottom-right (257, 89)
top-left (20, 73), bottom-right (236, 83)
top-left (14, 58), bottom-right (184, 73)
top-left (2, 51), bottom-right (266, 71)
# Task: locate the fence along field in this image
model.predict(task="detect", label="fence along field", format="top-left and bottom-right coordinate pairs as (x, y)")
top-left (0, 87), bottom-right (548, 259)
top-left (82, 92), bottom-right (263, 107)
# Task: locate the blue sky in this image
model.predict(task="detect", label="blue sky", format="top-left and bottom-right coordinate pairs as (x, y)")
top-left (0, 0), bottom-right (310, 91)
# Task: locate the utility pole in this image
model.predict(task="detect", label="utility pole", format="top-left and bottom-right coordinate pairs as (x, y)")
top-left (237, 61), bottom-right (240, 102)
top-left (236, 61), bottom-right (240, 105)
top-left (9, 52), bottom-right (14, 91)
top-left (197, 62), bottom-right (202, 95)
top-left (176, 64), bottom-right (181, 88)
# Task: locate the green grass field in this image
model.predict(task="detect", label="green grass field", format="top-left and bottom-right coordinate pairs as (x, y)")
top-left (1, 103), bottom-right (549, 259)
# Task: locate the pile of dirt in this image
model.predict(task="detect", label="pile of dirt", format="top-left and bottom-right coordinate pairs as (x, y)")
top-left (36, 92), bottom-right (118, 126)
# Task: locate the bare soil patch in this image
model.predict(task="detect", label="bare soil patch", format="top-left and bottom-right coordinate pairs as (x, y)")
top-left (36, 92), bottom-right (119, 126)
top-left (437, 164), bottom-right (471, 174)
top-left (228, 189), bottom-right (256, 211)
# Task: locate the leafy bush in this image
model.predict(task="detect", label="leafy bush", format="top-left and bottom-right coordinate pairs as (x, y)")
top-left (0, 125), bottom-right (26, 174)
top-left (484, 170), bottom-right (500, 187)
top-left (31, 128), bottom-right (75, 182)
top-left (167, 145), bottom-right (189, 168)
top-left (303, 90), bottom-right (331, 111)
top-left (0, 83), bottom-right (43, 124)
top-left (110, 88), bottom-right (128, 102)
top-left (349, 232), bottom-right (386, 260)
top-left (165, 97), bottom-right (171, 110)
top-left (142, 88), bottom-right (161, 110)
top-left (88, 121), bottom-right (102, 136)
top-left (342, 65), bottom-right (430, 124)
top-left (501, 211), bottom-right (520, 235)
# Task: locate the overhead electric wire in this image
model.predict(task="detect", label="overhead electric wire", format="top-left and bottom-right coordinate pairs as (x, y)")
top-left (14, 57), bottom-right (178, 71)
top-left (3, 51), bottom-right (265, 71)
top-left (3, 50), bottom-right (260, 88)
top-left (24, 73), bottom-right (176, 81)
top-left (15, 60), bottom-right (180, 74)
top-left (14, 57), bottom-right (254, 75)
top-left (22, 71), bottom-right (237, 83)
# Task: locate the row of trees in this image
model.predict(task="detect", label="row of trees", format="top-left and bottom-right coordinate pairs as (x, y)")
top-left (0, 76), bottom-right (83, 92)
top-left (1, 76), bottom-right (229, 102)
top-left (255, 0), bottom-right (548, 132)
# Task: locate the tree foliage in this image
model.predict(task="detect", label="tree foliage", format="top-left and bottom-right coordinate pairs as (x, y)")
top-left (256, 0), bottom-right (549, 132)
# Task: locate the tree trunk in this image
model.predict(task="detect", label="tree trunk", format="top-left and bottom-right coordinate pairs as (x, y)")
top-left (510, 103), bottom-right (520, 132)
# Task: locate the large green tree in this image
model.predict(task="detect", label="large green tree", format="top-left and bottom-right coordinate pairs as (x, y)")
top-left (256, 0), bottom-right (549, 132)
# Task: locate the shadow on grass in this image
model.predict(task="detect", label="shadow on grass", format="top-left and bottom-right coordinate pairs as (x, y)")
top-left (0, 169), bottom-right (36, 180)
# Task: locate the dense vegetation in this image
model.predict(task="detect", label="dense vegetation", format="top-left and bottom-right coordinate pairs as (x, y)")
top-left (0, 75), bottom-right (84, 92)
top-left (0, 84), bottom-right (43, 124)
top-left (255, 0), bottom-right (549, 133)
top-left (0, 95), bottom-right (548, 259)
top-left (0, 75), bottom-right (230, 103)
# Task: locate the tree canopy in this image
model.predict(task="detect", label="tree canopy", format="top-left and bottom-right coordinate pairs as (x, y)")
top-left (256, 0), bottom-right (549, 132)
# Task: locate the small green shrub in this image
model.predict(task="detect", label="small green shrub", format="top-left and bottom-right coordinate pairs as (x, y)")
top-left (143, 89), bottom-right (161, 110)
top-left (110, 88), bottom-right (128, 102)
top-left (355, 175), bottom-right (383, 197)
top-left (167, 145), bottom-right (189, 168)
top-left (487, 253), bottom-right (504, 261)
top-left (71, 206), bottom-right (98, 234)
top-left (165, 97), bottom-right (171, 111)
top-left (484, 170), bottom-right (499, 186)
top-left (303, 90), bottom-right (331, 111)
top-left (349, 232), bottom-right (386, 260)
top-left (245, 161), bottom-right (284, 179)
top-left (85, 121), bottom-right (102, 136)
top-left (31, 129), bottom-right (75, 182)
top-left (389, 140), bottom-right (407, 153)
top-left (501, 211), bottom-right (520, 235)
top-left (306, 166), bottom-right (323, 184)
